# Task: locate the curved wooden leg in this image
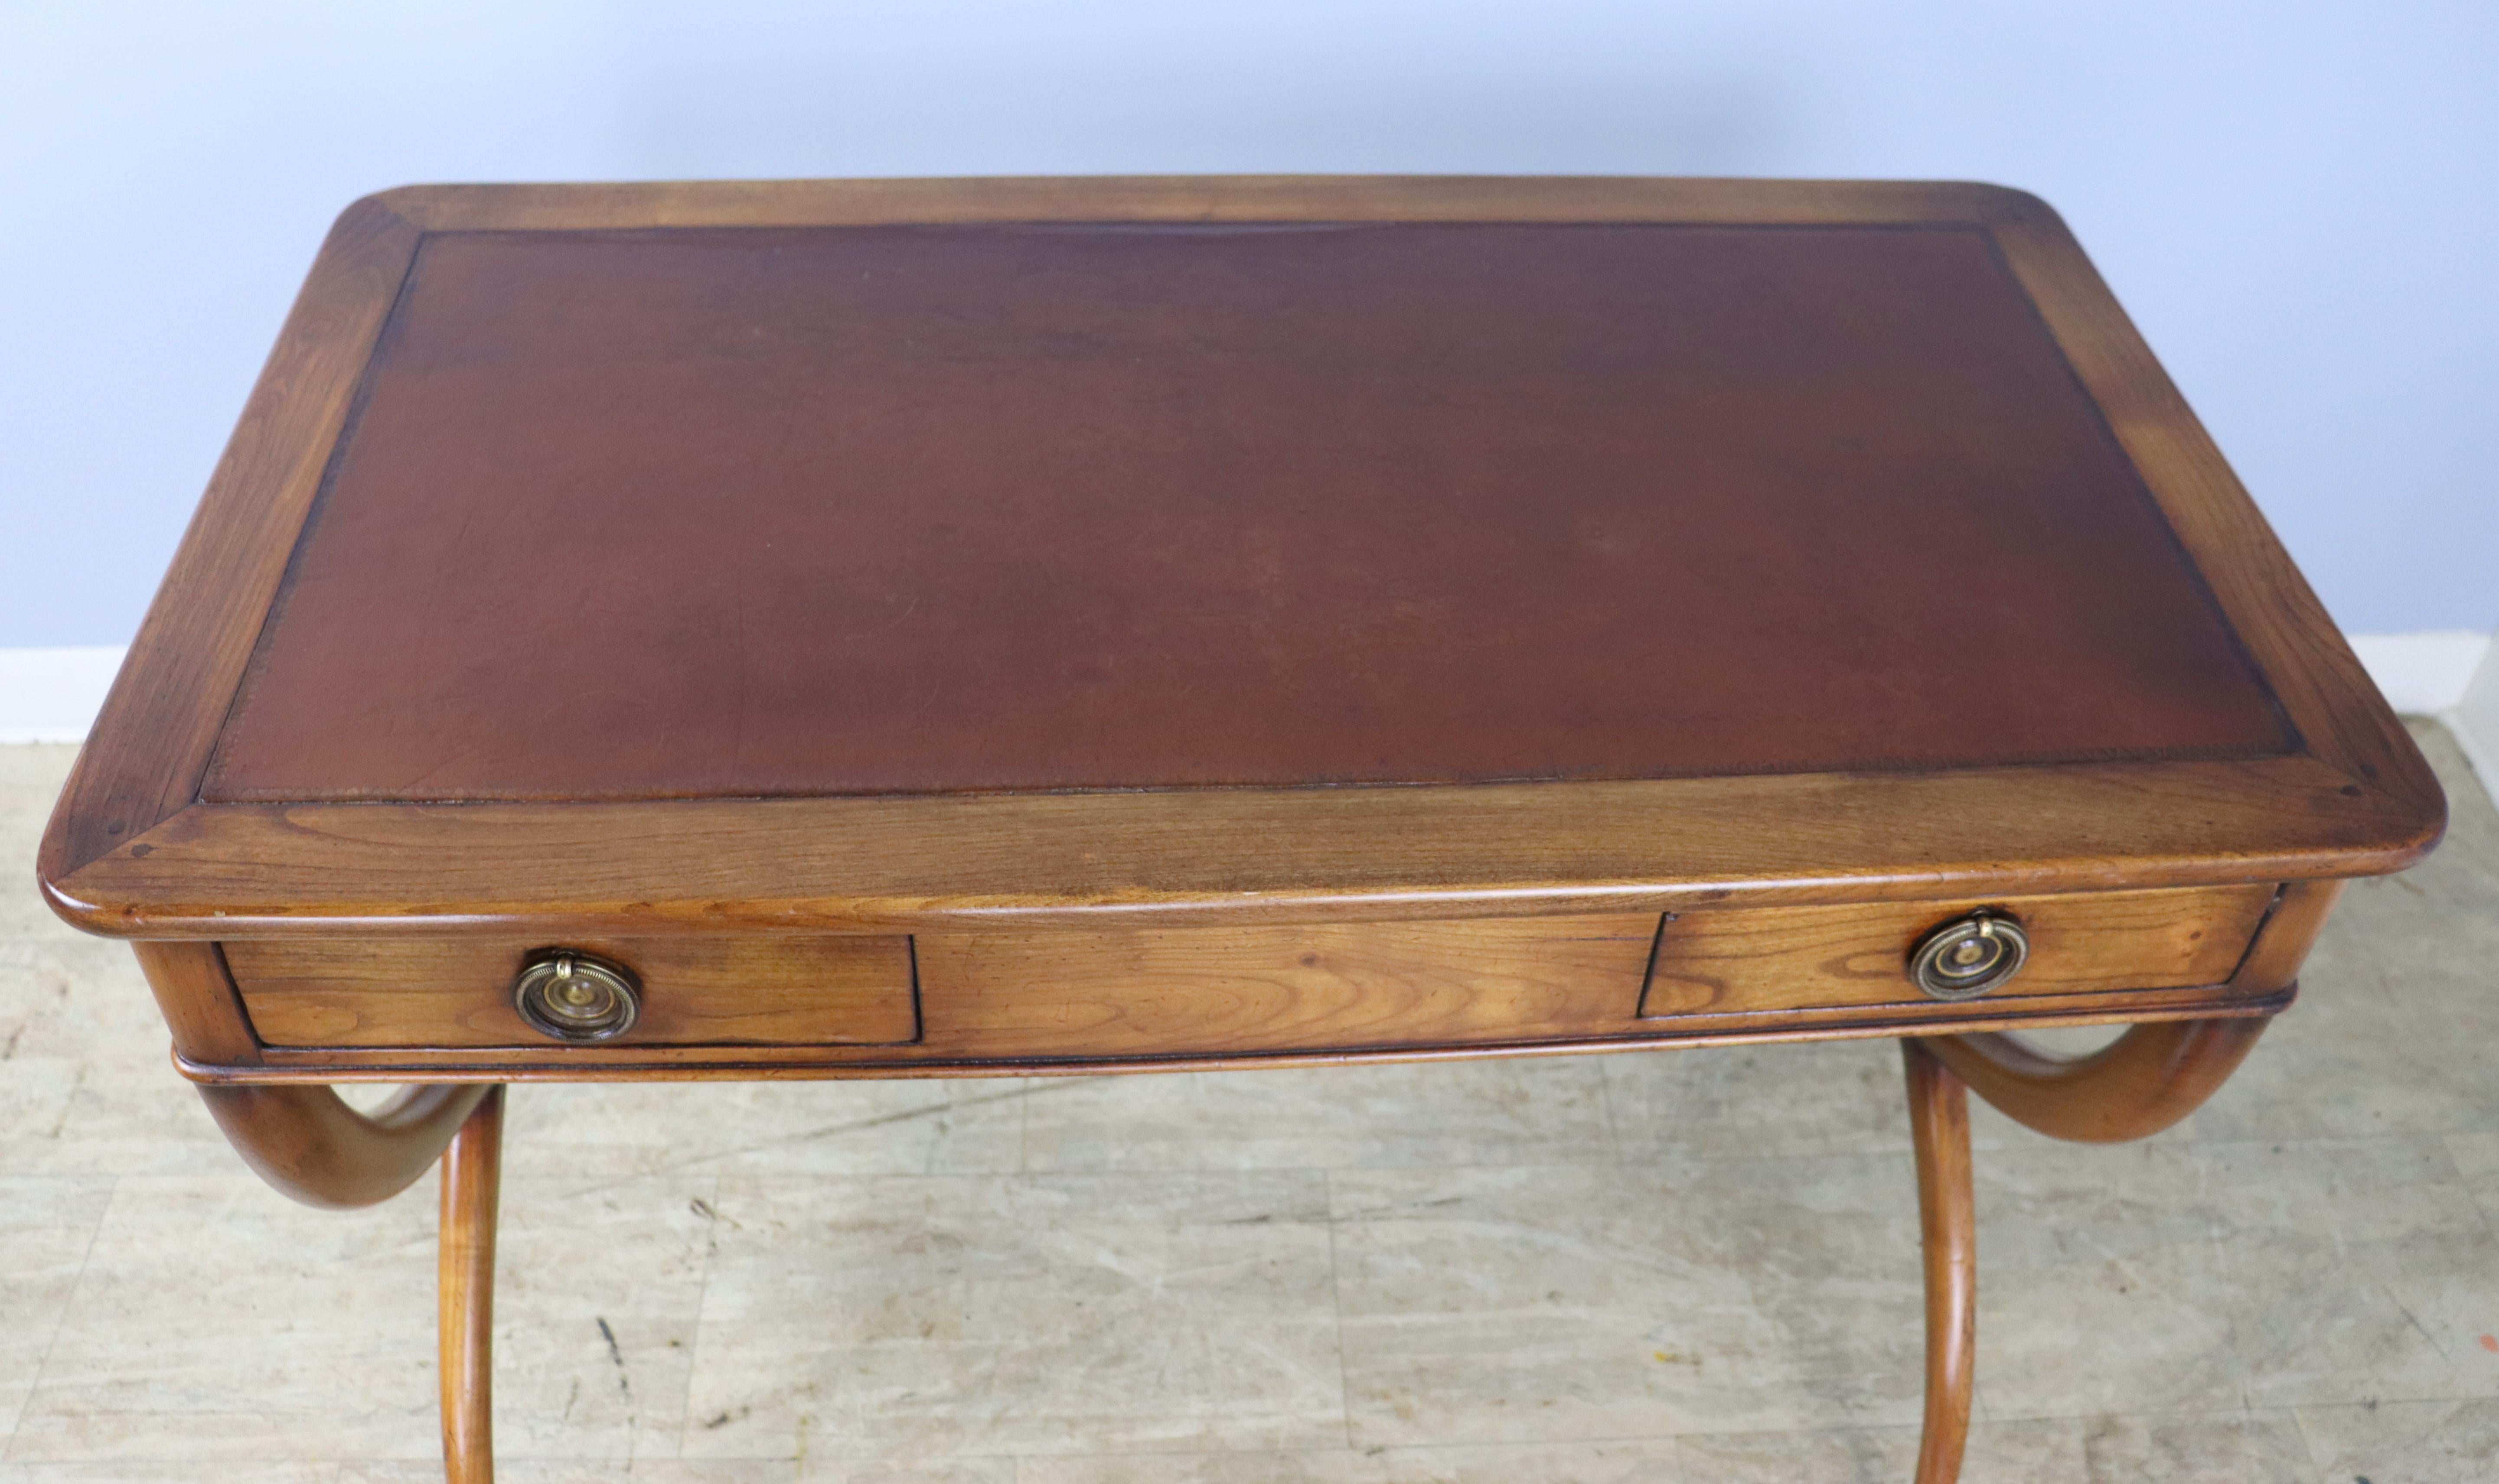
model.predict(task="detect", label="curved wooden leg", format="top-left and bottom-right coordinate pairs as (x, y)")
top-left (440, 1086), bottom-right (503, 1484)
top-left (199, 1081), bottom-right (506, 1475)
top-left (1916, 1015), bottom-right (2268, 1144)
top-left (196, 1082), bottom-right (492, 1208)
top-left (1903, 1041), bottom-right (1974, 1484)
top-left (1892, 1014), bottom-right (2272, 1481)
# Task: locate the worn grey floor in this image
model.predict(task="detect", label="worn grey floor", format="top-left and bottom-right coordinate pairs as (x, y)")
top-left (3, 719), bottom-right (2496, 1483)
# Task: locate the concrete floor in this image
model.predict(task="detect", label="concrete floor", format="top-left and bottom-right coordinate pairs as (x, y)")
top-left (3, 719), bottom-right (2496, 1483)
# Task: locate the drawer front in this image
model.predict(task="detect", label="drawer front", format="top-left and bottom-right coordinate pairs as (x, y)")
top-left (1638, 885), bottom-right (2277, 1021)
top-left (226, 886), bottom-right (2287, 1068)
top-left (229, 936), bottom-right (918, 1048)
top-left (912, 914), bottom-right (1662, 1058)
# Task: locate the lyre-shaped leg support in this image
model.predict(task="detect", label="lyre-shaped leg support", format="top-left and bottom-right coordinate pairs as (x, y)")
top-left (186, 1012), bottom-right (2270, 1484)
top-left (196, 1080), bottom-right (506, 1481)
top-left (1896, 1015), bottom-right (2268, 1484)
top-left (196, 1082), bottom-right (491, 1209)
top-left (1919, 1017), bottom-right (2268, 1144)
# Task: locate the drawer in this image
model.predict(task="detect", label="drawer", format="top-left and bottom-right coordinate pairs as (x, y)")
top-left (1638, 885), bottom-right (2278, 1021)
top-left (228, 935), bottom-right (920, 1048)
top-left (913, 914), bottom-right (1661, 1058)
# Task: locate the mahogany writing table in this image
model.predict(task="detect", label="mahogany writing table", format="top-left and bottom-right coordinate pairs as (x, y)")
top-left (37, 176), bottom-right (2442, 1483)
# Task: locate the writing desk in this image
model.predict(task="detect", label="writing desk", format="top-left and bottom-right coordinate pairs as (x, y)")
top-left (37, 176), bottom-right (2442, 1483)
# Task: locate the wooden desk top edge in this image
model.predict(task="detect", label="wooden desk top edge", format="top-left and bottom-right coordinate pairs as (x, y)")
top-left (38, 176), bottom-right (2444, 938)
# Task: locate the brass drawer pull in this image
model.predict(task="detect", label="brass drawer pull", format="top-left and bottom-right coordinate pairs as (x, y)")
top-left (1909, 910), bottom-right (2028, 1000)
top-left (512, 950), bottom-right (641, 1041)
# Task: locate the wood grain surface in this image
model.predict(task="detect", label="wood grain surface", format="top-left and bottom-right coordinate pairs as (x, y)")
top-left (131, 940), bottom-right (261, 1065)
top-left (230, 934), bottom-right (917, 1048)
top-left (1903, 1041), bottom-right (1975, 1484)
top-left (186, 882), bottom-right (2310, 1076)
top-left (192, 1080), bottom-right (491, 1207)
top-left (1638, 885), bottom-right (2275, 1017)
top-left (51, 753), bottom-right (2422, 941)
top-left (437, 1087), bottom-right (502, 1484)
top-left (911, 913), bottom-right (1660, 1058)
top-left (1921, 1014), bottom-right (2272, 1143)
top-left (219, 990), bottom-right (2293, 1083)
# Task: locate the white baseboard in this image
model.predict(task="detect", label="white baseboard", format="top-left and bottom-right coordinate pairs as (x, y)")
top-left (0, 647), bottom-right (125, 744)
top-left (5, 637), bottom-right (2496, 797)
top-left (2342, 631), bottom-right (2499, 804)
top-left (2452, 641), bottom-right (2499, 803)
top-left (2346, 631), bottom-right (2492, 715)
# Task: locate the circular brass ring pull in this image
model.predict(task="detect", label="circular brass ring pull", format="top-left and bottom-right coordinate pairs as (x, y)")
top-left (512, 950), bottom-right (641, 1042)
top-left (1909, 910), bottom-right (2029, 1001)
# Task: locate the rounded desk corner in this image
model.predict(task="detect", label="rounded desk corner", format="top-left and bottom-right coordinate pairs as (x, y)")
top-left (34, 793), bottom-right (175, 941)
top-left (334, 187), bottom-right (425, 234)
top-left (2378, 781), bottom-right (2450, 874)
top-left (1919, 179), bottom-right (2065, 231)
top-left (32, 856), bottom-right (122, 939)
top-left (31, 871), bottom-right (176, 943)
top-left (2311, 781), bottom-right (2450, 884)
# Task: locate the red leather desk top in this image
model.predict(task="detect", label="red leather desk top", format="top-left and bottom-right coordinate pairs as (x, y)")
top-left (199, 221), bottom-right (2288, 802)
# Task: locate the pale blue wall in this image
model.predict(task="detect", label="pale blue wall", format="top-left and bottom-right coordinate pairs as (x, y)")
top-left (3, 0), bottom-right (2491, 643)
